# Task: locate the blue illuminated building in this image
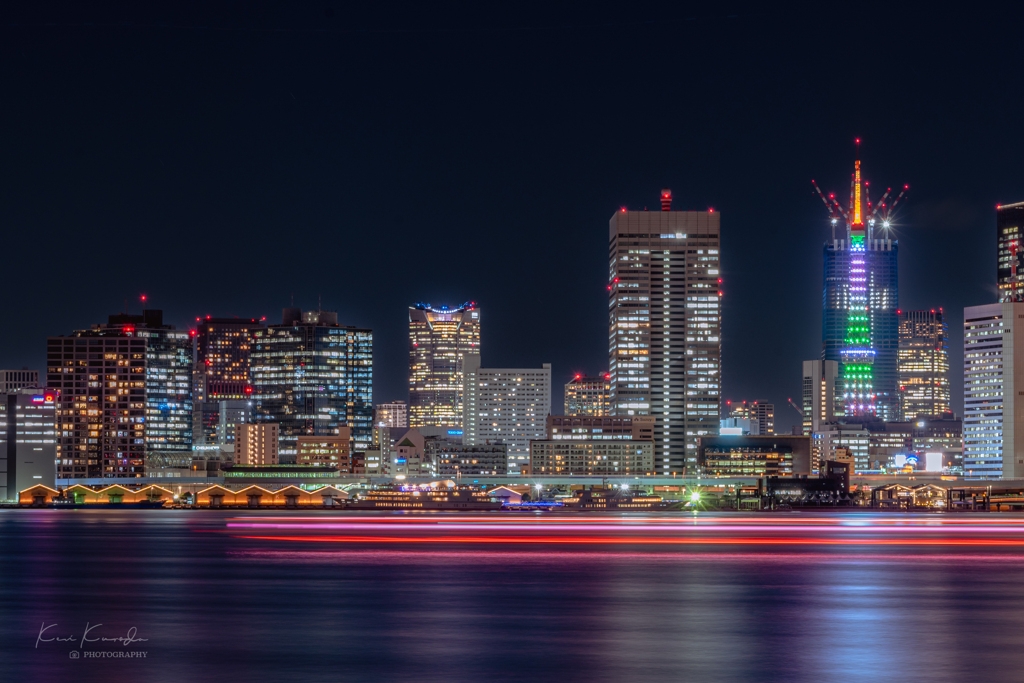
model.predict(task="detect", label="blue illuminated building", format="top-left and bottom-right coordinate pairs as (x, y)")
top-left (251, 308), bottom-right (373, 461)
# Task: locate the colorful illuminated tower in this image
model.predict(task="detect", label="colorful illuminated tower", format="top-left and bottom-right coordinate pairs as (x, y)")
top-left (813, 142), bottom-right (908, 420)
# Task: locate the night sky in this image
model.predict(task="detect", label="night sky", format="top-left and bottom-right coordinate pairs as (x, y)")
top-left (3, 3), bottom-right (1022, 433)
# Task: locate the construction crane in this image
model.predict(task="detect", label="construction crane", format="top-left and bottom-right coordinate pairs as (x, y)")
top-left (811, 139), bottom-right (909, 234)
top-left (787, 398), bottom-right (804, 418)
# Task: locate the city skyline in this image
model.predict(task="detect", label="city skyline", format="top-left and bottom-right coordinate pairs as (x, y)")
top-left (2, 7), bottom-right (1022, 436)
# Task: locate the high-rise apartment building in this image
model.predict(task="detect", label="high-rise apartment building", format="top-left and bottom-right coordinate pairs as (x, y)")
top-left (0, 369), bottom-right (39, 393)
top-left (564, 374), bottom-right (611, 416)
top-left (608, 189), bottom-right (721, 474)
top-left (997, 202), bottom-right (1024, 302)
top-left (817, 155), bottom-right (902, 422)
top-left (0, 388), bottom-right (57, 499)
top-left (250, 309), bottom-right (373, 460)
top-left (898, 310), bottom-right (950, 420)
top-left (47, 310), bottom-right (193, 479)
top-left (963, 302), bottom-right (1024, 479)
top-left (408, 302), bottom-right (480, 429)
top-left (234, 423), bottom-right (279, 466)
top-left (801, 360), bottom-right (841, 435)
top-left (194, 317), bottom-right (265, 401)
top-left (375, 401), bottom-right (408, 428)
top-left (462, 355), bottom-right (551, 474)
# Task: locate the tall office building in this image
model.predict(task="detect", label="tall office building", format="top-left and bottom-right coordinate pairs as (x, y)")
top-left (250, 309), bottom-right (373, 461)
top-left (0, 369), bottom-right (39, 393)
top-left (375, 401), bottom-right (408, 428)
top-left (0, 388), bottom-right (57, 499)
top-left (408, 302), bottom-right (480, 429)
top-left (47, 310), bottom-right (193, 479)
top-left (816, 153), bottom-right (903, 422)
top-left (564, 374), bottom-right (611, 416)
top-left (898, 309), bottom-right (950, 420)
top-left (997, 202), bottom-right (1024, 302)
top-left (462, 354), bottom-right (551, 474)
top-left (963, 302), bottom-right (1024, 479)
top-left (801, 360), bottom-right (841, 435)
top-left (608, 189), bottom-right (721, 474)
top-left (194, 317), bottom-right (265, 401)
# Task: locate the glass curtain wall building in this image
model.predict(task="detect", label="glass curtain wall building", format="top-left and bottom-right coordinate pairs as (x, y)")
top-left (608, 189), bottom-right (721, 475)
top-left (251, 309), bottom-right (373, 461)
top-left (408, 303), bottom-right (480, 429)
top-left (997, 202), bottom-right (1024, 302)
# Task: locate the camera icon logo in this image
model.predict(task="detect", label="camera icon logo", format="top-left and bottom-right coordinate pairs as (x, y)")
top-left (69, 651), bottom-right (80, 659)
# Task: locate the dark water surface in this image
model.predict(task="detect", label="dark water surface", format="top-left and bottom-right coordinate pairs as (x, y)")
top-left (2, 509), bottom-right (1024, 682)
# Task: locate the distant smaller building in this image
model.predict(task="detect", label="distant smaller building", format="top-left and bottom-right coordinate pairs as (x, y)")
top-left (530, 415), bottom-right (655, 476)
top-left (297, 429), bottom-right (352, 471)
top-left (564, 374), bottom-right (611, 416)
top-left (390, 428), bottom-right (433, 477)
top-left (698, 435), bottom-right (812, 478)
top-left (428, 439), bottom-right (507, 476)
top-left (1, 388), bottom-right (57, 499)
top-left (375, 401), bottom-right (408, 429)
top-left (234, 423), bottom-right (280, 466)
top-left (0, 369), bottom-right (39, 393)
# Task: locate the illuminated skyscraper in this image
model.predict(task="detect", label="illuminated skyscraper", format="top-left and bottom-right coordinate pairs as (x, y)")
top-left (250, 309), bottom-right (373, 460)
top-left (564, 373), bottom-right (611, 416)
top-left (408, 302), bottom-right (480, 428)
top-left (898, 310), bottom-right (950, 420)
top-left (46, 310), bottom-right (193, 479)
top-left (814, 146), bottom-right (905, 421)
top-left (997, 202), bottom-right (1024, 302)
top-left (608, 189), bottom-right (721, 475)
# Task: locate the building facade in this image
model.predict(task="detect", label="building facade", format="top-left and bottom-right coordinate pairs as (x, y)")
top-left (898, 309), bottom-right (950, 420)
top-left (234, 423), bottom-right (280, 466)
top-left (997, 202), bottom-right (1024, 302)
top-left (530, 415), bottom-right (655, 476)
top-left (802, 360), bottom-right (841, 435)
top-left (462, 355), bottom-right (550, 474)
top-left (963, 302), bottom-right (1024, 479)
top-left (250, 309), bottom-right (373, 461)
top-left (608, 190), bottom-right (721, 475)
top-left (297, 431), bottom-right (351, 471)
top-left (0, 388), bottom-right (57, 499)
top-left (47, 310), bottom-right (193, 480)
top-left (374, 401), bottom-right (408, 429)
top-left (428, 439), bottom-right (508, 476)
top-left (697, 435), bottom-right (811, 478)
top-left (0, 369), bottom-right (39, 393)
top-left (193, 317), bottom-right (265, 402)
top-left (564, 374), bottom-right (611, 416)
top-left (408, 302), bottom-right (480, 429)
